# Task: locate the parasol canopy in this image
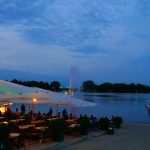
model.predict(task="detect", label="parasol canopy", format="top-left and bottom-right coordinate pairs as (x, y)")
top-left (47, 91), bottom-right (97, 107)
top-left (8, 91), bottom-right (70, 105)
top-left (0, 80), bottom-right (38, 93)
top-left (67, 97), bottom-right (97, 107)
top-left (0, 92), bottom-right (19, 101)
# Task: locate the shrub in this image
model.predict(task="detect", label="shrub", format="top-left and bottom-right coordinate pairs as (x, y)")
top-left (113, 116), bottom-right (123, 128)
top-left (98, 117), bottom-right (110, 131)
top-left (78, 117), bottom-right (91, 135)
top-left (48, 119), bottom-right (66, 142)
top-left (0, 124), bottom-right (11, 140)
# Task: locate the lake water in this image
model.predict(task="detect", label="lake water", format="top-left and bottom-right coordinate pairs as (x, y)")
top-left (10, 93), bottom-right (150, 123)
top-left (77, 93), bottom-right (150, 123)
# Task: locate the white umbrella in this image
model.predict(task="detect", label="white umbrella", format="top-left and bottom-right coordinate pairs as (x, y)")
top-left (0, 80), bottom-right (97, 117)
top-left (20, 90), bottom-right (98, 116)
top-left (0, 80), bottom-right (97, 107)
top-left (0, 81), bottom-right (61, 117)
top-left (0, 80), bottom-right (58, 95)
top-left (9, 91), bottom-right (72, 120)
top-left (0, 80), bottom-right (36, 93)
top-left (9, 92), bottom-right (58, 120)
top-left (18, 92), bottom-right (52, 101)
top-left (47, 91), bottom-right (97, 116)
top-left (31, 87), bottom-right (98, 106)
top-left (68, 97), bottom-right (97, 107)
top-left (65, 96), bottom-right (97, 116)
top-left (47, 91), bottom-right (97, 107)
top-left (0, 92), bottom-right (19, 101)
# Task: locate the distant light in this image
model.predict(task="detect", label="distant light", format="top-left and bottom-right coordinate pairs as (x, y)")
top-left (71, 92), bottom-right (74, 96)
top-left (32, 98), bottom-right (37, 102)
top-left (9, 103), bottom-right (13, 105)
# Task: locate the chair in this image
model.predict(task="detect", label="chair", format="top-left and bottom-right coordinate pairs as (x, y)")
top-left (40, 128), bottom-right (52, 143)
top-left (16, 134), bottom-right (26, 150)
top-left (25, 129), bottom-right (41, 143)
top-left (7, 133), bottom-right (26, 150)
top-left (0, 140), bottom-right (9, 150)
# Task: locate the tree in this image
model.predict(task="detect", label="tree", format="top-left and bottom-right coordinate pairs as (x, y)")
top-left (97, 82), bottom-right (112, 92)
top-left (82, 80), bottom-right (97, 92)
top-left (50, 81), bottom-right (61, 92)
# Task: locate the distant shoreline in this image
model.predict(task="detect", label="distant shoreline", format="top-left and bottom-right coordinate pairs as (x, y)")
top-left (10, 79), bottom-right (150, 94)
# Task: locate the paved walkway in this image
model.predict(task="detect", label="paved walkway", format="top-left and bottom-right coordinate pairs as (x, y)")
top-left (21, 130), bottom-right (105, 150)
top-left (61, 122), bottom-right (150, 150)
top-left (21, 122), bottom-right (150, 150)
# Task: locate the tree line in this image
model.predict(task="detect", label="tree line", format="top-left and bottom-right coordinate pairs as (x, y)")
top-left (82, 80), bottom-right (150, 93)
top-left (11, 79), bottom-right (150, 93)
top-left (11, 79), bottom-right (62, 92)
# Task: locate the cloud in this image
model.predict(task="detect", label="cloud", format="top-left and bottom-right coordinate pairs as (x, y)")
top-left (0, 0), bottom-right (150, 84)
top-left (0, 0), bottom-right (126, 54)
top-left (0, 0), bottom-right (45, 21)
top-left (136, 0), bottom-right (150, 18)
top-left (0, 26), bottom-right (68, 74)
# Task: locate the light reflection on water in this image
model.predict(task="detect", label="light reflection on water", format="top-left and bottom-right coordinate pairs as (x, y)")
top-left (78, 93), bottom-right (150, 122)
top-left (10, 93), bottom-right (150, 122)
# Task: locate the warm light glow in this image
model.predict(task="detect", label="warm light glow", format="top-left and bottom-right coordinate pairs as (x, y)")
top-left (32, 98), bottom-right (37, 102)
top-left (0, 106), bottom-right (7, 114)
top-left (3, 103), bottom-right (8, 106)
top-left (3, 121), bottom-right (8, 125)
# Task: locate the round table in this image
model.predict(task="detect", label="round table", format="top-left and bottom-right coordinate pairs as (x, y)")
top-left (9, 133), bottom-right (20, 138)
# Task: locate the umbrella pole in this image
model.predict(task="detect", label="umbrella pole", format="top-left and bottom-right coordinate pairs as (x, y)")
top-left (7, 102), bottom-right (10, 109)
top-left (28, 104), bottom-right (31, 112)
top-left (6, 102), bottom-right (9, 113)
top-left (32, 102), bottom-right (34, 121)
top-left (56, 104), bottom-right (59, 117)
top-left (72, 106), bottom-right (76, 117)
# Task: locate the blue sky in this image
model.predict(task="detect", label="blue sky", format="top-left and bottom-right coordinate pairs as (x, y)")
top-left (0, 0), bottom-right (150, 86)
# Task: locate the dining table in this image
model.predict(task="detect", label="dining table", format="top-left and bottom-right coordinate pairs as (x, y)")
top-left (36, 126), bottom-right (48, 131)
top-left (9, 132), bottom-right (20, 138)
top-left (18, 124), bottom-right (35, 130)
top-left (35, 126), bottom-right (49, 143)
top-left (31, 120), bottom-right (45, 124)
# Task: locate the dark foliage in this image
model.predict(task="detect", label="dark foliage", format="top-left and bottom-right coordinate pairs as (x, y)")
top-left (82, 81), bottom-right (150, 93)
top-left (10, 79), bottom-right (150, 93)
top-left (112, 116), bottom-right (123, 128)
top-left (48, 119), bottom-right (66, 142)
top-left (78, 117), bottom-right (91, 135)
top-left (98, 117), bottom-right (110, 131)
top-left (11, 79), bottom-right (62, 92)
top-left (0, 124), bottom-right (11, 140)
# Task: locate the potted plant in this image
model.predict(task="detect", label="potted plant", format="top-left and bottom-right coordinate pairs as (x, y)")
top-left (78, 117), bottom-right (91, 135)
top-left (0, 123), bottom-right (11, 141)
top-left (113, 116), bottom-right (123, 128)
top-left (98, 117), bottom-right (110, 131)
top-left (48, 119), bottom-right (66, 142)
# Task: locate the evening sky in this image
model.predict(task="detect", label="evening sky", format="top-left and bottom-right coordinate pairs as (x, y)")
top-left (0, 0), bottom-right (150, 86)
